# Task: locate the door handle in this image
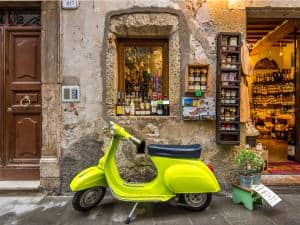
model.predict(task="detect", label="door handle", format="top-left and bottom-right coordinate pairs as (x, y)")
top-left (20, 95), bottom-right (31, 108)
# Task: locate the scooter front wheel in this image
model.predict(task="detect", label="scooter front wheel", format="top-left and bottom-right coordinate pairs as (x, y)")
top-left (72, 187), bottom-right (106, 212)
top-left (181, 193), bottom-right (212, 211)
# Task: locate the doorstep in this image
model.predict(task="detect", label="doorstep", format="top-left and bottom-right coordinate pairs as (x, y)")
top-left (0, 180), bottom-right (40, 192)
top-left (261, 174), bottom-right (300, 193)
top-left (261, 174), bottom-right (300, 185)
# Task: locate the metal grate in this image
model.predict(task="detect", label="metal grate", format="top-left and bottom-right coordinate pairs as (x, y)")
top-left (8, 10), bottom-right (40, 26)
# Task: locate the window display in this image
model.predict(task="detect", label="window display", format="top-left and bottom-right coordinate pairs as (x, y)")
top-left (117, 39), bottom-right (169, 116)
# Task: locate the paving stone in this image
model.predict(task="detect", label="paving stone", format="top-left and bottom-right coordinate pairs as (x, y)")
top-left (1, 195), bottom-right (300, 225)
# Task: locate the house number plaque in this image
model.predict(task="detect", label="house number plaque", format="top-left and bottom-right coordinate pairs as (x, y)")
top-left (62, 0), bottom-right (79, 9)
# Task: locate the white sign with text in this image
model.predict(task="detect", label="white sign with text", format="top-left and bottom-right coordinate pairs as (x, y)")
top-left (252, 184), bottom-right (282, 207)
top-left (62, 0), bottom-right (79, 9)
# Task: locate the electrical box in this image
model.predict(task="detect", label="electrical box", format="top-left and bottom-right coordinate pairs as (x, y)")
top-left (62, 85), bottom-right (80, 102)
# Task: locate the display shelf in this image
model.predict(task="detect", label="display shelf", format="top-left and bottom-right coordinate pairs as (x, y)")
top-left (184, 64), bottom-right (209, 94)
top-left (216, 32), bottom-right (241, 145)
top-left (253, 79), bottom-right (295, 85)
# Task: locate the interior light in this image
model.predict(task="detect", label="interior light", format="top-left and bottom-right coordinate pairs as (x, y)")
top-left (279, 42), bottom-right (283, 57)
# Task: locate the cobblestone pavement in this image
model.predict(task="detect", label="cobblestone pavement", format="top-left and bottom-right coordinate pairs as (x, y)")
top-left (0, 193), bottom-right (299, 225)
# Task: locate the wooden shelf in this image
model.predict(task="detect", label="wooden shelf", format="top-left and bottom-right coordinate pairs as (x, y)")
top-left (184, 64), bottom-right (209, 94)
top-left (216, 32), bottom-right (241, 145)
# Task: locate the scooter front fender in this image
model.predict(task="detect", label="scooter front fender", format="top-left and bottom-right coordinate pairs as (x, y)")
top-left (70, 166), bottom-right (107, 192)
top-left (164, 162), bottom-right (220, 193)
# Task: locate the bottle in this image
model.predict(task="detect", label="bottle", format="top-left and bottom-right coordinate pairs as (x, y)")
top-left (116, 92), bottom-right (123, 116)
top-left (145, 99), bottom-right (151, 116)
top-left (162, 96), bottom-right (170, 116)
top-left (151, 100), bottom-right (157, 115)
top-left (130, 99), bottom-right (135, 116)
top-left (135, 96), bottom-right (141, 116)
top-left (156, 100), bottom-right (163, 115)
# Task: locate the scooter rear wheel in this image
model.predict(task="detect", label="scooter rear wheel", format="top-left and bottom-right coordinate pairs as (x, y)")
top-left (72, 187), bottom-right (106, 212)
top-left (181, 193), bottom-right (212, 211)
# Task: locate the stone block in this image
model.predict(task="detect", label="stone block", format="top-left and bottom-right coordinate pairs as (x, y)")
top-left (40, 157), bottom-right (60, 178)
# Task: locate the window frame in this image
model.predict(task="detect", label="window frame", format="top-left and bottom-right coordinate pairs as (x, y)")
top-left (117, 38), bottom-right (169, 98)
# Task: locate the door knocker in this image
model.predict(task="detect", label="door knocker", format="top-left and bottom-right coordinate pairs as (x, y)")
top-left (20, 95), bottom-right (31, 108)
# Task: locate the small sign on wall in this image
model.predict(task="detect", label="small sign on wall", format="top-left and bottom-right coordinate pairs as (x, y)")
top-left (62, 85), bottom-right (80, 103)
top-left (61, 0), bottom-right (79, 9)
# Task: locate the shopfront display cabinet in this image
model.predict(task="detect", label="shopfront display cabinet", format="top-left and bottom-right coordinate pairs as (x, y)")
top-left (216, 32), bottom-right (241, 145)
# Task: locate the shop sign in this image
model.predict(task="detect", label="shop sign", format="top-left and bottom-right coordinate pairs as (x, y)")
top-left (62, 0), bottom-right (79, 9)
top-left (252, 184), bottom-right (282, 207)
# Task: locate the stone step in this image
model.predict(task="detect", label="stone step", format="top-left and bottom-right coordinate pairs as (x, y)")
top-left (0, 180), bottom-right (40, 193)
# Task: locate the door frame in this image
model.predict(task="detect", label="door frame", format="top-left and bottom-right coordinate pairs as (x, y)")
top-left (0, 27), bottom-right (3, 169)
top-left (246, 8), bottom-right (300, 163)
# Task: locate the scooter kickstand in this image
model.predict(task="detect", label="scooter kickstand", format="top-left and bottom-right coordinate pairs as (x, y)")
top-left (125, 202), bottom-right (139, 224)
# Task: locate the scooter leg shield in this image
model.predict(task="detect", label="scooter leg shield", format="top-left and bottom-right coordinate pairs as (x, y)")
top-left (70, 166), bottom-right (107, 192)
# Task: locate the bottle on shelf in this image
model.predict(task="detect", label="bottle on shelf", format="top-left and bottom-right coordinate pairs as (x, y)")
top-left (116, 91), bottom-right (124, 116)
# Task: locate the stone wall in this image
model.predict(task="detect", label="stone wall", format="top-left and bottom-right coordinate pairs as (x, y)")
top-left (58, 0), bottom-right (296, 193)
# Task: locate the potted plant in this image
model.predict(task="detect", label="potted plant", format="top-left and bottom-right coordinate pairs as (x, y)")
top-left (235, 148), bottom-right (265, 188)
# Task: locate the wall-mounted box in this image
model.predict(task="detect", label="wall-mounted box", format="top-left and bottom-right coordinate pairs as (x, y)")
top-left (185, 64), bottom-right (209, 94)
top-left (62, 85), bottom-right (80, 102)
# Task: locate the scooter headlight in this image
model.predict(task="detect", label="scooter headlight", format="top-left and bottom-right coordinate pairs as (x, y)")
top-left (109, 121), bottom-right (115, 136)
top-left (110, 128), bottom-right (115, 136)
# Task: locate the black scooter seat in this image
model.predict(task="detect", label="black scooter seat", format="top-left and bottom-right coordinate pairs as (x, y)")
top-left (147, 144), bottom-right (201, 159)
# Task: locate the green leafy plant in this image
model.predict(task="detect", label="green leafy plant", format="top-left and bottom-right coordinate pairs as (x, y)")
top-left (235, 148), bottom-right (265, 176)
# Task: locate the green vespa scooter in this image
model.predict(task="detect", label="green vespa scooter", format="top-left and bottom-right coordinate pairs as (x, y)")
top-left (70, 121), bottom-right (220, 223)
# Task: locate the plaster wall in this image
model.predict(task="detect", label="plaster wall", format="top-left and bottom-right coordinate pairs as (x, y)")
top-left (58, 0), bottom-right (298, 193)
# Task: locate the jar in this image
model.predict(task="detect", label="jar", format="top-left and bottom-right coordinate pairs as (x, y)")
top-left (221, 36), bottom-right (228, 46)
top-left (189, 67), bottom-right (195, 75)
top-left (201, 68), bottom-right (208, 74)
top-left (232, 55), bottom-right (237, 64)
top-left (194, 82), bottom-right (200, 90)
top-left (225, 90), bottom-right (231, 103)
top-left (229, 36), bottom-right (238, 46)
top-left (189, 76), bottom-right (195, 81)
top-left (194, 73), bottom-right (200, 82)
top-left (200, 74), bottom-right (207, 83)
top-left (188, 81), bottom-right (194, 90)
top-left (226, 56), bottom-right (232, 64)
top-left (221, 55), bottom-right (226, 63)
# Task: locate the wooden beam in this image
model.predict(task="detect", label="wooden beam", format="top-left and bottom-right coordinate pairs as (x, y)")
top-left (247, 30), bottom-right (270, 34)
top-left (250, 20), bottom-right (299, 56)
top-left (247, 24), bottom-right (278, 30)
top-left (247, 8), bottom-right (300, 19)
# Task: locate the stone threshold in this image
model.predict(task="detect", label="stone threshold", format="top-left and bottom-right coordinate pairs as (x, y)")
top-left (0, 180), bottom-right (40, 191)
top-left (261, 174), bottom-right (300, 185)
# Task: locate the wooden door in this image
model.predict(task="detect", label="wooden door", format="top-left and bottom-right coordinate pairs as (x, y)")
top-left (0, 26), bottom-right (41, 180)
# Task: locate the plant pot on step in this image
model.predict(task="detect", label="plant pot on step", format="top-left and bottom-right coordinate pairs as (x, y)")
top-left (239, 174), bottom-right (255, 189)
top-left (253, 173), bottom-right (261, 185)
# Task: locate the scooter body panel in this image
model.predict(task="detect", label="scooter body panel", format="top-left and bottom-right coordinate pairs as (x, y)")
top-left (70, 166), bottom-right (107, 192)
top-left (163, 160), bottom-right (220, 193)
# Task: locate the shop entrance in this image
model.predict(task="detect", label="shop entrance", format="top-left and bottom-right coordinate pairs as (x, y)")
top-left (246, 13), bottom-right (300, 175)
top-left (0, 8), bottom-right (41, 180)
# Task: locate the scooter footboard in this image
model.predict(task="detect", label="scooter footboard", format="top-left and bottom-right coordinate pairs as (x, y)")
top-left (70, 166), bottom-right (107, 192)
top-left (164, 163), bottom-right (220, 193)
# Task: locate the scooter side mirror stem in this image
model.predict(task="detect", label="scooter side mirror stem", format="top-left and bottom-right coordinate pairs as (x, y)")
top-left (130, 136), bottom-right (141, 145)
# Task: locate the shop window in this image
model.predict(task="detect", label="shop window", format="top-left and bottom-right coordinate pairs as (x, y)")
top-left (116, 39), bottom-right (169, 116)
